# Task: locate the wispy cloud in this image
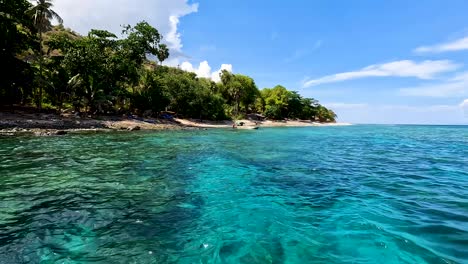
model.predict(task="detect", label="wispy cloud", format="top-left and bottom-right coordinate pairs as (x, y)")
top-left (399, 72), bottom-right (468, 97)
top-left (285, 40), bottom-right (322, 63)
top-left (312, 40), bottom-right (322, 50)
top-left (379, 104), bottom-right (460, 112)
top-left (284, 49), bottom-right (309, 63)
top-left (302, 60), bottom-right (461, 87)
top-left (199, 44), bottom-right (216, 52)
top-left (414, 36), bottom-right (468, 53)
top-left (323, 103), bottom-right (368, 109)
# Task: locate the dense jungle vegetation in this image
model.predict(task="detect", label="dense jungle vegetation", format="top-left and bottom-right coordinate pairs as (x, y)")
top-left (1, 0), bottom-right (337, 122)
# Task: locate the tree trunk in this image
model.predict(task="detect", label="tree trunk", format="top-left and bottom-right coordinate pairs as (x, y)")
top-left (58, 92), bottom-right (63, 112)
top-left (38, 30), bottom-right (43, 110)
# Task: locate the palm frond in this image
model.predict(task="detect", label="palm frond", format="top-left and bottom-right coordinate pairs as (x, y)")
top-left (48, 9), bottom-right (63, 24)
top-left (27, 0), bottom-right (63, 29)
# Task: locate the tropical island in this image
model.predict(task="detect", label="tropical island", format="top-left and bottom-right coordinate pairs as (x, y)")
top-left (1, 0), bottom-right (340, 134)
top-left (1, 2), bottom-right (467, 264)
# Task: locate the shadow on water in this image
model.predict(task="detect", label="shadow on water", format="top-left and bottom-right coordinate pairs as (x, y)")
top-left (0, 131), bottom-right (207, 263)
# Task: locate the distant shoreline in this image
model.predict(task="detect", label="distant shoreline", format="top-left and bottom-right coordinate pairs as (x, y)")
top-left (175, 118), bottom-right (352, 129)
top-left (0, 111), bottom-right (350, 136)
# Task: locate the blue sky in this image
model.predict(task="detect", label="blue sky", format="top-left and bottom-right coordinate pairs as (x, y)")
top-left (54, 0), bottom-right (468, 124)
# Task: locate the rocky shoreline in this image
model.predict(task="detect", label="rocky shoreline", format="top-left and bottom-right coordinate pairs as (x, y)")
top-left (0, 111), bottom-right (351, 136)
top-left (0, 111), bottom-right (199, 136)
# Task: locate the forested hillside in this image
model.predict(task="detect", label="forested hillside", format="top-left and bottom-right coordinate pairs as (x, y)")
top-left (1, 0), bottom-right (336, 122)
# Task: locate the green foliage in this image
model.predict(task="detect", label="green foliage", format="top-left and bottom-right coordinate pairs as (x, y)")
top-left (132, 70), bottom-right (168, 114)
top-left (153, 67), bottom-right (227, 120)
top-left (0, 0), bottom-right (37, 105)
top-left (61, 29), bottom-right (120, 112)
top-left (264, 105), bottom-right (283, 120)
top-left (27, 0), bottom-right (63, 33)
top-left (27, 0), bottom-right (63, 108)
top-left (260, 85), bottom-right (336, 122)
top-left (193, 78), bottom-right (227, 120)
top-left (42, 55), bottom-right (70, 109)
top-left (1, 6), bottom-right (336, 122)
top-left (261, 85), bottom-right (291, 119)
top-left (219, 70), bottom-right (260, 117)
top-left (47, 22), bottom-right (171, 114)
top-left (316, 105), bottom-right (337, 122)
top-left (121, 21), bottom-right (167, 64)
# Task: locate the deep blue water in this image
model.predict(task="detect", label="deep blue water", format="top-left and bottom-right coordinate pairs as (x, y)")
top-left (0, 125), bottom-right (467, 263)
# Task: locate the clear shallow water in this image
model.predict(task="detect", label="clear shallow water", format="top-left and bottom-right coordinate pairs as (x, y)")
top-left (0, 125), bottom-right (467, 264)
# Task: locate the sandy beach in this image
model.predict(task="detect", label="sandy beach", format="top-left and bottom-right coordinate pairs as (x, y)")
top-left (175, 118), bottom-right (352, 128)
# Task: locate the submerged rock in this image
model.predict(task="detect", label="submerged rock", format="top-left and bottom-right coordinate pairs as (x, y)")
top-left (55, 130), bottom-right (68, 136)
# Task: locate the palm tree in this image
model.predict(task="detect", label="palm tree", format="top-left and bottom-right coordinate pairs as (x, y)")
top-left (156, 44), bottom-right (170, 65)
top-left (27, 0), bottom-right (63, 109)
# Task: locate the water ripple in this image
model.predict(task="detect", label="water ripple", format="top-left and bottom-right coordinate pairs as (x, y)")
top-left (0, 125), bottom-right (467, 263)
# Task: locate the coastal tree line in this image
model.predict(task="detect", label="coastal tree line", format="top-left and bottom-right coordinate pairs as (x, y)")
top-left (1, 0), bottom-right (337, 122)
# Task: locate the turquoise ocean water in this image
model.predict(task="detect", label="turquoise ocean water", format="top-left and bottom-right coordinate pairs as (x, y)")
top-left (0, 125), bottom-right (467, 263)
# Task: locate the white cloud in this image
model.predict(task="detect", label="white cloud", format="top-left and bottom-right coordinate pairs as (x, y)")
top-left (53, 0), bottom-right (198, 57)
top-left (461, 99), bottom-right (468, 108)
top-left (302, 60), bottom-right (461, 87)
top-left (180, 61), bottom-right (233, 82)
top-left (197, 61), bottom-right (212, 78)
top-left (399, 72), bottom-right (468, 97)
top-left (211, 64), bottom-right (233, 82)
top-left (179, 62), bottom-right (193, 72)
top-left (181, 61), bottom-right (211, 78)
top-left (414, 36), bottom-right (468, 53)
top-left (460, 99), bottom-right (468, 117)
top-left (166, 16), bottom-right (183, 52)
top-left (53, 0), bottom-right (236, 79)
